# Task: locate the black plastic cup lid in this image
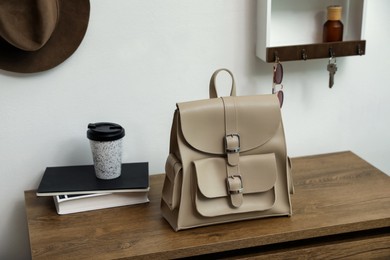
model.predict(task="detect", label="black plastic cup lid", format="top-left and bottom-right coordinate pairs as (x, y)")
top-left (87, 122), bottom-right (125, 141)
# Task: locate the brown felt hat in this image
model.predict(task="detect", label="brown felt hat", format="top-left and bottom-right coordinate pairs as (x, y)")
top-left (0, 0), bottom-right (90, 73)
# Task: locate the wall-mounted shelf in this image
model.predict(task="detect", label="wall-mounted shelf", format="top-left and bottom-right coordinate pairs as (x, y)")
top-left (256, 0), bottom-right (367, 62)
top-left (267, 40), bottom-right (365, 62)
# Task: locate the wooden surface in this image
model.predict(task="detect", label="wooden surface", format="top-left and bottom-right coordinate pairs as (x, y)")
top-left (25, 151), bottom-right (390, 259)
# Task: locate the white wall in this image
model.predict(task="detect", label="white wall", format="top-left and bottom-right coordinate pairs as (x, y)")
top-left (1, 1), bottom-right (389, 258)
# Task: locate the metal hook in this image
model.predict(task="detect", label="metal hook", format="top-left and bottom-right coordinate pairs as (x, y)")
top-left (301, 49), bottom-right (307, 61)
top-left (357, 44), bottom-right (363, 56)
top-left (328, 48), bottom-right (336, 64)
top-left (329, 48), bottom-right (335, 59)
top-left (274, 51), bottom-right (280, 63)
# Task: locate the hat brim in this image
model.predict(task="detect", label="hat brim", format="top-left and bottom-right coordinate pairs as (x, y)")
top-left (0, 0), bottom-right (90, 73)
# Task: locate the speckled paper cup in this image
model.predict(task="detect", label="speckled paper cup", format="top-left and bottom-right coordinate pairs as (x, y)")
top-left (87, 122), bottom-right (125, 180)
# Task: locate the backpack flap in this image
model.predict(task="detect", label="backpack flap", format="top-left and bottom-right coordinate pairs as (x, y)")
top-left (177, 95), bottom-right (282, 155)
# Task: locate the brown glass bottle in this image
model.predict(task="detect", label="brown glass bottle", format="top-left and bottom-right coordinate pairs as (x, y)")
top-left (323, 5), bottom-right (343, 42)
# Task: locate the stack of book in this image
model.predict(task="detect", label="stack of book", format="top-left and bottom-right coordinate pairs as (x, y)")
top-left (36, 162), bottom-right (149, 215)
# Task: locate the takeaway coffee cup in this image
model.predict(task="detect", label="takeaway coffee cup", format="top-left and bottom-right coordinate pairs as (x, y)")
top-left (87, 122), bottom-right (125, 180)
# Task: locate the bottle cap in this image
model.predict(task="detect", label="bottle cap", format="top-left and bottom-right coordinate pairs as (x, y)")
top-left (87, 122), bottom-right (125, 141)
top-left (327, 5), bottom-right (342, 21)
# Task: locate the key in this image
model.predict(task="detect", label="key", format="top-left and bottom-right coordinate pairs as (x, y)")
top-left (327, 62), bottom-right (337, 88)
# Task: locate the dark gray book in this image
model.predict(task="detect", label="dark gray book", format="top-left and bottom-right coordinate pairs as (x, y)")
top-left (37, 162), bottom-right (149, 196)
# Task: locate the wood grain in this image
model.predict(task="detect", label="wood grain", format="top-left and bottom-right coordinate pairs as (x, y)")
top-left (25, 151), bottom-right (390, 259)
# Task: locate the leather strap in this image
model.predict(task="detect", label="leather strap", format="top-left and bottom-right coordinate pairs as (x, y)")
top-left (222, 97), bottom-right (243, 208)
top-left (287, 157), bottom-right (295, 194)
top-left (209, 68), bottom-right (237, 98)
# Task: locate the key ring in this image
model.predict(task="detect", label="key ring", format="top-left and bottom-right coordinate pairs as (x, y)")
top-left (329, 55), bottom-right (336, 64)
top-left (329, 49), bottom-right (336, 64)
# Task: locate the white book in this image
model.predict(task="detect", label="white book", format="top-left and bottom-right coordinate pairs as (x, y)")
top-left (53, 191), bottom-right (149, 215)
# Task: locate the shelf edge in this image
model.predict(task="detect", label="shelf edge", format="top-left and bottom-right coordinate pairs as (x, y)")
top-left (265, 40), bottom-right (366, 62)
